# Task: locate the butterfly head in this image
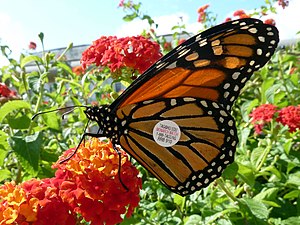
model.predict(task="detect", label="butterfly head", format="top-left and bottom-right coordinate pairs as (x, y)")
top-left (84, 105), bottom-right (110, 121)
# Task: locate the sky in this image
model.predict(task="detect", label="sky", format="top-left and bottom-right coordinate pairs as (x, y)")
top-left (0, 0), bottom-right (299, 65)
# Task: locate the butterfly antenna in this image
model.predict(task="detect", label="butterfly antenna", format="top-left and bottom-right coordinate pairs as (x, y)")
top-left (32, 105), bottom-right (88, 120)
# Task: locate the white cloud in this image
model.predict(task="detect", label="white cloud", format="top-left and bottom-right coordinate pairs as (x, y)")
top-left (271, 0), bottom-right (300, 40)
top-left (0, 13), bottom-right (27, 66)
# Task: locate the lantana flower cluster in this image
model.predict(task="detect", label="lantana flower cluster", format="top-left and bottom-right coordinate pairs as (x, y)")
top-left (250, 104), bottom-right (300, 134)
top-left (80, 35), bottom-right (162, 76)
top-left (0, 139), bottom-right (142, 225)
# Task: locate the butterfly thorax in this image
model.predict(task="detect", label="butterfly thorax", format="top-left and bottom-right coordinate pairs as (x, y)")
top-left (84, 105), bottom-right (121, 144)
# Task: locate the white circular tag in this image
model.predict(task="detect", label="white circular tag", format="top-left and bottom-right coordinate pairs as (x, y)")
top-left (153, 120), bottom-right (181, 147)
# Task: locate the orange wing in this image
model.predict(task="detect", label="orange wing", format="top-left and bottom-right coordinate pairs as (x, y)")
top-left (110, 19), bottom-right (279, 112)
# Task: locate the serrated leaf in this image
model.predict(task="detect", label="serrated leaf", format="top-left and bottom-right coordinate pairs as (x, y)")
top-left (240, 198), bottom-right (269, 220)
top-left (184, 215), bottom-right (202, 225)
top-left (253, 187), bottom-right (279, 202)
top-left (27, 75), bottom-right (40, 94)
top-left (20, 55), bottom-right (43, 68)
top-left (251, 147), bottom-right (265, 168)
top-left (9, 132), bottom-right (42, 176)
top-left (0, 100), bottom-right (31, 123)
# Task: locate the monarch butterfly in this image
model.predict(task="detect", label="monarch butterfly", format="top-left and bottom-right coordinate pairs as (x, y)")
top-left (37, 18), bottom-right (279, 196)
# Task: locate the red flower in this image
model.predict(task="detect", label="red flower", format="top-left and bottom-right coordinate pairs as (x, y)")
top-left (225, 17), bottom-right (232, 22)
top-left (163, 42), bottom-right (172, 51)
top-left (233, 9), bottom-right (250, 19)
top-left (29, 41), bottom-right (37, 50)
top-left (264, 19), bottom-right (276, 26)
top-left (21, 178), bottom-right (76, 225)
top-left (81, 36), bottom-right (162, 76)
top-left (278, 0), bottom-right (289, 9)
top-left (197, 4), bottom-right (209, 23)
top-left (197, 4), bottom-right (209, 13)
top-left (249, 104), bottom-right (277, 134)
top-left (276, 106), bottom-right (300, 132)
top-left (178, 39), bottom-right (186, 45)
top-left (233, 10), bottom-right (246, 17)
top-left (0, 83), bottom-right (17, 98)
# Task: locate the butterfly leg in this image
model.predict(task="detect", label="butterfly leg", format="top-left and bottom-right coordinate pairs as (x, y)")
top-left (112, 145), bottom-right (129, 192)
top-left (59, 132), bottom-right (105, 163)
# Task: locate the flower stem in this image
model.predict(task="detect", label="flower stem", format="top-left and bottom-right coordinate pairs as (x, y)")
top-left (216, 178), bottom-right (237, 202)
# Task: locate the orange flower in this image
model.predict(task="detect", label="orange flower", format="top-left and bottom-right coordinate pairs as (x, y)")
top-left (233, 9), bottom-right (250, 19)
top-left (0, 182), bottom-right (39, 224)
top-left (197, 4), bottom-right (209, 23)
top-left (53, 139), bottom-right (142, 225)
top-left (197, 4), bottom-right (209, 13)
top-left (72, 65), bottom-right (85, 75)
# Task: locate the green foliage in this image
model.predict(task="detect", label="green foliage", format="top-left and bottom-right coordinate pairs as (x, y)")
top-left (0, 1), bottom-right (299, 224)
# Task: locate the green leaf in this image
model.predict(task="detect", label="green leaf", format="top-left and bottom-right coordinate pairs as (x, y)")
top-left (27, 75), bottom-right (40, 94)
top-left (57, 61), bottom-right (73, 74)
top-left (283, 190), bottom-right (300, 199)
top-left (286, 172), bottom-right (300, 186)
top-left (261, 78), bottom-right (275, 103)
top-left (251, 147), bottom-right (265, 168)
top-left (0, 100), bottom-right (31, 123)
top-left (123, 13), bottom-right (138, 22)
top-left (0, 131), bottom-right (9, 166)
top-left (240, 198), bottom-right (269, 220)
top-left (283, 139), bottom-right (293, 155)
top-left (184, 215), bottom-right (202, 225)
top-left (238, 164), bottom-right (255, 187)
top-left (0, 169), bottom-right (11, 182)
top-left (42, 111), bottom-right (61, 131)
top-left (253, 187), bottom-right (279, 202)
top-left (290, 73), bottom-right (299, 86)
top-left (222, 161), bottom-right (238, 180)
top-left (20, 55), bottom-right (43, 68)
top-left (8, 114), bottom-right (31, 129)
top-left (9, 132), bottom-right (42, 176)
top-left (173, 194), bottom-right (184, 206)
top-left (265, 84), bottom-right (282, 103)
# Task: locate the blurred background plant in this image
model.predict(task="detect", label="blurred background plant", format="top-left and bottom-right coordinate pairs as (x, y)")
top-left (0, 0), bottom-right (299, 224)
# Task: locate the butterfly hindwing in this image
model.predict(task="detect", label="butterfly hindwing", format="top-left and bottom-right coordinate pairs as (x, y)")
top-left (115, 97), bottom-right (238, 196)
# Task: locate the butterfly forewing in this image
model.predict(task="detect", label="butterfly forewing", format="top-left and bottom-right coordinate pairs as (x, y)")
top-left (115, 98), bottom-right (238, 196)
top-left (110, 18), bottom-right (279, 112)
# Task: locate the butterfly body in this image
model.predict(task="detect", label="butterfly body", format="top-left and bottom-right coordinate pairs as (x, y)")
top-left (82, 18), bottom-right (279, 196)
